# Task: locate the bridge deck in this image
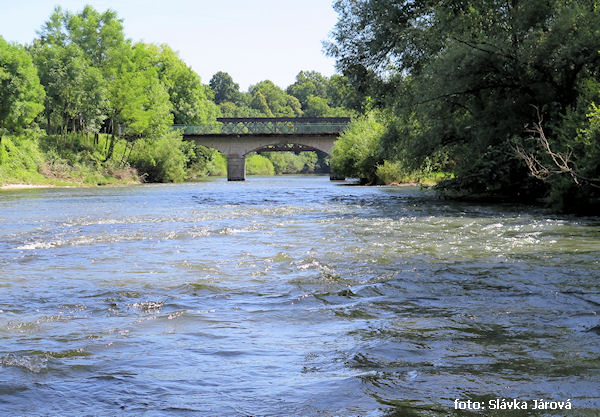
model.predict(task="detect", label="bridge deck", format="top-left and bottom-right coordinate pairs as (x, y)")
top-left (174, 117), bottom-right (350, 136)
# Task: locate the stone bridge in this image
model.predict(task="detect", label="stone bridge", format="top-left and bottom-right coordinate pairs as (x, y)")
top-left (176, 117), bottom-right (350, 180)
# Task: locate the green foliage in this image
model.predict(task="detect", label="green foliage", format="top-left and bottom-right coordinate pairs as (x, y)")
top-left (304, 96), bottom-right (331, 117)
top-left (107, 43), bottom-right (173, 137)
top-left (331, 114), bottom-right (386, 183)
top-left (129, 131), bottom-right (187, 182)
top-left (181, 142), bottom-right (227, 178)
top-left (206, 152), bottom-right (226, 176)
top-left (209, 71), bottom-right (243, 105)
top-left (376, 160), bottom-right (452, 185)
top-left (286, 71), bottom-right (329, 108)
top-left (0, 134), bottom-right (46, 183)
top-left (261, 151), bottom-right (318, 174)
top-left (250, 91), bottom-right (273, 117)
top-left (249, 80), bottom-right (302, 117)
top-left (33, 5), bottom-right (128, 136)
top-left (218, 101), bottom-right (264, 118)
top-left (245, 154), bottom-right (275, 176)
top-left (0, 37), bottom-right (45, 133)
top-left (54, 5), bottom-right (125, 67)
top-left (152, 45), bottom-right (219, 124)
top-left (0, 132), bottom-right (140, 185)
top-left (327, 74), bottom-right (358, 109)
top-left (210, 71), bottom-right (355, 119)
top-left (376, 161), bottom-right (413, 185)
top-left (517, 77), bottom-right (600, 212)
top-left (30, 41), bottom-right (107, 134)
top-left (286, 71), bottom-right (355, 116)
top-left (327, 0), bottom-right (600, 210)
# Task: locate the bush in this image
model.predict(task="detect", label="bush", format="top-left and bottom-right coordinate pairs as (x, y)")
top-left (206, 152), bottom-right (227, 176)
top-left (330, 113), bottom-right (386, 183)
top-left (0, 133), bottom-right (48, 184)
top-left (262, 151), bottom-right (318, 174)
top-left (376, 160), bottom-right (413, 185)
top-left (246, 154), bottom-right (274, 175)
top-left (129, 131), bottom-right (187, 182)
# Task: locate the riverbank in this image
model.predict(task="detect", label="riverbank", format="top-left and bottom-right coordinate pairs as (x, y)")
top-left (1, 184), bottom-right (59, 190)
top-left (0, 133), bottom-right (145, 188)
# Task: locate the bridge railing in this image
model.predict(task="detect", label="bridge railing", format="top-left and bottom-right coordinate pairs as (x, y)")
top-left (173, 117), bottom-right (351, 135)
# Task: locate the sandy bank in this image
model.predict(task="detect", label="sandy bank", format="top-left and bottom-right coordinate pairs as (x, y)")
top-left (0, 184), bottom-right (57, 190)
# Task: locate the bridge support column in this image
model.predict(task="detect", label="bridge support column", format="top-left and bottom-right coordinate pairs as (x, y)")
top-left (227, 155), bottom-right (246, 181)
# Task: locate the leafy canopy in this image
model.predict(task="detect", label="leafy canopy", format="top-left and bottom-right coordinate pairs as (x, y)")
top-left (0, 36), bottom-right (45, 133)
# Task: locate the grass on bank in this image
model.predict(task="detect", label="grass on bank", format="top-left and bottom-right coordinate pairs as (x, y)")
top-left (375, 160), bottom-right (453, 186)
top-left (0, 132), bottom-right (138, 186)
top-left (0, 131), bottom-right (229, 187)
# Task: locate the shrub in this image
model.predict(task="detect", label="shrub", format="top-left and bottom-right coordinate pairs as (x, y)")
top-left (246, 154), bottom-right (274, 175)
top-left (0, 133), bottom-right (47, 183)
top-left (330, 113), bottom-right (386, 183)
top-left (206, 152), bottom-right (226, 176)
top-left (376, 160), bottom-right (413, 185)
top-left (129, 131), bottom-right (187, 182)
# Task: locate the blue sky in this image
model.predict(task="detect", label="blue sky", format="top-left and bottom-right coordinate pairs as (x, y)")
top-left (0, 0), bottom-right (339, 90)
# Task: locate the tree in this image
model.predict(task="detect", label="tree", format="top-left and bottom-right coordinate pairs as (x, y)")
top-left (330, 113), bottom-right (386, 184)
top-left (107, 43), bottom-right (173, 137)
top-left (249, 80), bottom-right (302, 117)
top-left (327, 0), bottom-right (600, 200)
top-left (286, 70), bottom-right (329, 108)
top-left (149, 44), bottom-right (219, 124)
top-left (61, 5), bottom-right (125, 67)
top-left (249, 91), bottom-right (273, 116)
top-left (218, 101), bottom-right (263, 118)
top-left (0, 36), bottom-right (45, 134)
top-left (327, 74), bottom-right (357, 109)
top-left (209, 71), bottom-right (243, 105)
top-left (33, 5), bottom-right (128, 135)
top-left (30, 41), bottom-right (107, 134)
top-left (304, 95), bottom-right (331, 117)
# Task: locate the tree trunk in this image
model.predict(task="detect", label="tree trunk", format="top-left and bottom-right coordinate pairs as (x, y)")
top-left (104, 134), bottom-right (115, 162)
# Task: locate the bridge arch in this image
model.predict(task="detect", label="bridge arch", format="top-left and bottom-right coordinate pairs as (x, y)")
top-left (179, 117), bottom-right (349, 180)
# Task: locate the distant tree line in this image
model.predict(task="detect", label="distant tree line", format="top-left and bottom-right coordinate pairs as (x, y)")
top-left (209, 70), bottom-right (357, 118)
top-left (0, 5), bottom-right (355, 183)
top-left (1, 5), bottom-right (356, 138)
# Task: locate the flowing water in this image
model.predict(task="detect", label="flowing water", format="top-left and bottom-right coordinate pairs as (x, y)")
top-left (0, 176), bottom-right (599, 416)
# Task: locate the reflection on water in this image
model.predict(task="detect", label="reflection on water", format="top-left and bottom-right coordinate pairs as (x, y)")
top-left (0, 177), bottom-right (599, 416)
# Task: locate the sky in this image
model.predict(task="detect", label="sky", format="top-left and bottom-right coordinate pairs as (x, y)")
top-left (0, 0), bottom-right (340, 91)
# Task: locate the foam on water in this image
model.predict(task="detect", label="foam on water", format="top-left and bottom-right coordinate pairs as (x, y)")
top-left (0, 177), bottom-right (599, 416)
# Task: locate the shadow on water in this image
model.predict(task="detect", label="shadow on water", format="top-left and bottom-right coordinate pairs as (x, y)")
top-left (329, 190), bottom-right (600, 223)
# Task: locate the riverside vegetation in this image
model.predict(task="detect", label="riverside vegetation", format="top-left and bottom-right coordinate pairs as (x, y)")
top-left (1, 3), bottom-right (599, 213)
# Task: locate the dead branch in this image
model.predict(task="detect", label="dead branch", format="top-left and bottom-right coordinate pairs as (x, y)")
top-left (513, 108), bottom-right (600, 189)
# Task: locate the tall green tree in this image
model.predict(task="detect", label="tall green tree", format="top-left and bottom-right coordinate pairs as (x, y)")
top-left (33, 5), bottom-right (127, 135)
top-left (286, 70), bottom-right (329, 108)
top-left (0, 37), bottom-right (45, 134)
top-left (30, 41), bottom-right (106, 134)
top-left (327, 0), bottom-right (600, 202)
top-left (249, 80), bottom-right (302, 117)
top-left (106, 43), bottom-right (173, 137)
top-left (61, 5), bottom-right (125, 67)
top-left (149, 44), bottom-right (219, 124)
top-left (209, 71), bottom-right (243, 105)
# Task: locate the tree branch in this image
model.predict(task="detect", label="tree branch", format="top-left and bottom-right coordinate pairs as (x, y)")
top-left (513, 108), bottom-right (600, 189)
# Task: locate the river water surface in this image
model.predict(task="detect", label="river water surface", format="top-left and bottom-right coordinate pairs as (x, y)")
top-left (1, 176), bottom-right (599, 416)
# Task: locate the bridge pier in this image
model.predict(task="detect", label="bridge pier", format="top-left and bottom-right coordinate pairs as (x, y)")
top-left (227, 155), bottom-right (246, 181)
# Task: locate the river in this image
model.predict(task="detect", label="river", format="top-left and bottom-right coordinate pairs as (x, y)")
top-left (0, 176), bottom-right (599, 416)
